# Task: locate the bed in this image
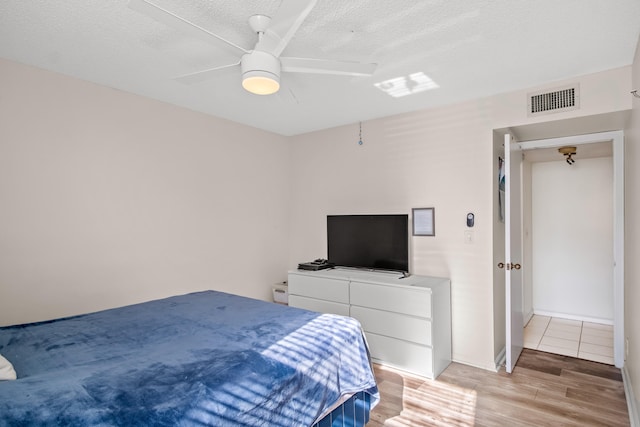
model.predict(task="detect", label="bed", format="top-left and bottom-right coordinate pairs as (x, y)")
top-left (0, 290), bottom-right (379, 426)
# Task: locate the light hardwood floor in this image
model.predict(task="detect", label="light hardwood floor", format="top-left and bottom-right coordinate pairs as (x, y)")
top-left (369, 348), bottom-right (630, 426)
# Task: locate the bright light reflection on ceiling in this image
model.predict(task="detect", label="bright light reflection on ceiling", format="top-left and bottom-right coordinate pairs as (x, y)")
top-left (374, 72), bottom-right (439, 98)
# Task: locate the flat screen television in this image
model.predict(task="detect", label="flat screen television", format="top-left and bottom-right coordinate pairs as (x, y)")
top-left (327, 214), bottom-right (409, 273)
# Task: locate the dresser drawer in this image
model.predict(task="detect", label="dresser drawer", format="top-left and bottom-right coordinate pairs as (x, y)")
top-left (351, 306), bottom-right (431, 346)
top-left (288, 274), bottom-right (349, 304)
top-left (350, 282), bottom-right (431, 318)
top-left (289, 295), bottom-right (350, 316)
top-left (365, 332), bottom-right (433, 378)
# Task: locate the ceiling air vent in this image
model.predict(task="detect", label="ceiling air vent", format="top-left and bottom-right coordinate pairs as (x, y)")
top-left (527, 84), bottom-right (579, 117)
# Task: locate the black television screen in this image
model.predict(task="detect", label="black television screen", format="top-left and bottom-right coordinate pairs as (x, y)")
top-left (327, 214), bottom-right (409, 273)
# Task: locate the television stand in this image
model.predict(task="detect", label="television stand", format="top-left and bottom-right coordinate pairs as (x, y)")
top-left (287, 268), bottom-right (451, 379)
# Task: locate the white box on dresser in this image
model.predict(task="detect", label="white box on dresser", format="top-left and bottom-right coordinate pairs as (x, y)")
top-left (287, 269), bottom-right (451, 379)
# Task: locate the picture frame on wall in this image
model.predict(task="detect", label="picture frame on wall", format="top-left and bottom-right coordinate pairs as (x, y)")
top-left (412, 207), bottom-right (435, 236)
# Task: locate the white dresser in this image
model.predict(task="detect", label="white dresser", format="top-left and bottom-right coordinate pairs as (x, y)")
top-left (288, 269), bottom-right (451, 379)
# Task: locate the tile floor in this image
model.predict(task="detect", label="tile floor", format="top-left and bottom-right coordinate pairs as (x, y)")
top-left (523, 315), bottom-right (614, 365)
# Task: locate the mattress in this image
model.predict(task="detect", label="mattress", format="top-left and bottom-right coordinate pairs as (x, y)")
top-left (0, 290), bottom-right (379, 426)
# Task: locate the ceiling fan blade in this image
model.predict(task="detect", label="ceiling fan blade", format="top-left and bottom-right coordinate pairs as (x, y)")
top-left (255, 0), bottom-right (318, 57)
top-left (174, 61), bottom-right (241, 84)
top-left (280, 57), bottom-right (377, 76)
top-left (129, 0), bottom-right (248, 57)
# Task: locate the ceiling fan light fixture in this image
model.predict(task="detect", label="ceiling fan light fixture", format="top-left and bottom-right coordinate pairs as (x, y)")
top-left (242, 71), bottom-right (280, 95)
top-left (241, 51), bottom-right (281, 95)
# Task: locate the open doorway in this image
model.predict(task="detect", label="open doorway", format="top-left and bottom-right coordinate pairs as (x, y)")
top-left (521, 142), bottom-right (614, 364)
top-left (497, 130), bottom-right (624, 370)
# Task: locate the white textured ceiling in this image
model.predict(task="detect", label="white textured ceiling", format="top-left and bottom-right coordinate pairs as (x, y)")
top-left (1, 0), bottom-right (639, 136)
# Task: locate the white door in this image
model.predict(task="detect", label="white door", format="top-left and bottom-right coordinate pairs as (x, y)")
top-left (505, 133), bottom-right (524, 373)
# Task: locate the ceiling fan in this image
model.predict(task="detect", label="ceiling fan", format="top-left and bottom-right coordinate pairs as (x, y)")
top-left (129, 0), bottom-right (377, 95)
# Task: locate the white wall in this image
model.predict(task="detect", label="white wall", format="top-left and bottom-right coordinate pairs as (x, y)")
top-left (492, 66), bottom-right (632, 130)
top-left (0, 59), bottom-right (291, 326)
top-left (289, 103), bottom-right (495, 369)
top-left (531, 157), bottom-right (613, 322)
top-left (624, 33), bottom-right (640, 424)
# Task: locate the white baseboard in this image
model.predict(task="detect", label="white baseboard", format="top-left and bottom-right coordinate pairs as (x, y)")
top-left (533, 309), bottom-right (613, 325)
top-left (623, 366), bottom-right (639, 427)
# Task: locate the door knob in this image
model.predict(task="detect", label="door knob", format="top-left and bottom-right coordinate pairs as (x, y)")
top-left (497, 262), bottom-right (521, 270)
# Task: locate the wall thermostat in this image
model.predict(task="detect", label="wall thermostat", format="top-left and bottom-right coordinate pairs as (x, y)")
top-left (466, 213), bottom-right (475, 227)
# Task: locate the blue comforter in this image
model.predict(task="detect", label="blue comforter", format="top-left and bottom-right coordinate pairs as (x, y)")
top-left (0, 291), bottom-right (378, 426)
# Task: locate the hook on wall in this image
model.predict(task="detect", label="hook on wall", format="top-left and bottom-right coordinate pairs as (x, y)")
top-left (632, 90), bottom-right (640, 99)
top-left (558, 146), bottom-right (576, 165)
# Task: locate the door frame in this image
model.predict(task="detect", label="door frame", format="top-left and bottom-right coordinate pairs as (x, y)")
top-left (516, 130), bottom-right (624, 368)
